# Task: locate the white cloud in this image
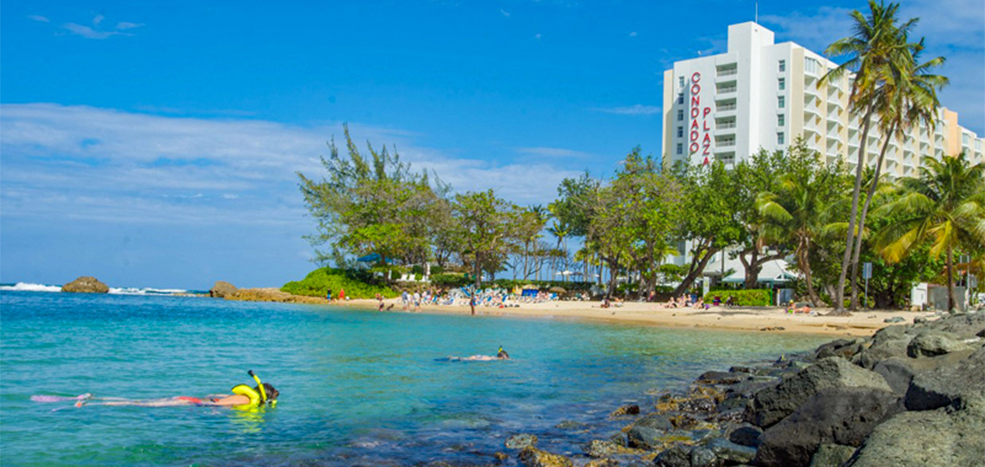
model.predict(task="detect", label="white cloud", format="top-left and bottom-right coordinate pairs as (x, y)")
top-left (28, 15), bottom-right (50, 23)
top-left (0, 104), bottom-right (576, 229)
top-left (115, 22), bottom-right (143, 30)
top-left (593, 104), bottom-right (661, 116)
top-left (500, 9), bottom-right (510, 17)
top-left (629, 31), bottom-right (638, 37)
top-left (93, 14), bottom-right (105, 25)
top-left (534, 33), bottom-right (542, 40)
top-left (515, 147), bottom-right (594, 159)
top-left (61, 22), bottom-right (128, 39)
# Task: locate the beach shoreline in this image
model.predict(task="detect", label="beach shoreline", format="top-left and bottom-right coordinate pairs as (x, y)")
top-left (230, 288), bottom-right (935, 337)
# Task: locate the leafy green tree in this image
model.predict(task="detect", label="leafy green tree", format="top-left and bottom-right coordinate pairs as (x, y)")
top-left (451, 190), bottom-right (521, 289)
top-left (874, 152), bottom-right (985, 311)
top-left (733, 148), bottom-right (792, 289)
top-left (298, 124), bottom-right (450, 275)
top-left (757, 148), bottom-right (848, 306)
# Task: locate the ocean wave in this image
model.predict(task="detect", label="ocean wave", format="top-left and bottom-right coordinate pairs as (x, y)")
top-left (0, 283), bottom-right (191, 295)
top-left (108, 287), bottom-right (189, 295)
top-left (0, 282), bottom-right (62, 293)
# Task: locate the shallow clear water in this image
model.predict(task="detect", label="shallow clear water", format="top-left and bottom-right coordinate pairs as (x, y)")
top-left (1, 291), bottom-right (828, 466)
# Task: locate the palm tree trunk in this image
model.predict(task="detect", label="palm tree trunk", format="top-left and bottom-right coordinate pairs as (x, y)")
top-left (946, 245), bottom-right (957, 312)
top-left (850, 123), bottom-right (897, 310)
top-left (835, 104), bottom-right (876, 314)
top-left (800, 236), bottom-right (823, 307)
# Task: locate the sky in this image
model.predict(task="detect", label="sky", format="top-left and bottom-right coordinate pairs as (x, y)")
top-left (2, 0), bottom-right (983, 289)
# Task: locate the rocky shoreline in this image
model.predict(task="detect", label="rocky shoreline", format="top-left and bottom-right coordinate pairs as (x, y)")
top-left (462, 311), bottom-right (984, 467)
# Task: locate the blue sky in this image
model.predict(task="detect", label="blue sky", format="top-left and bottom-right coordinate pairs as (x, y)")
top-left (2, 1), bottom-right (983, 289)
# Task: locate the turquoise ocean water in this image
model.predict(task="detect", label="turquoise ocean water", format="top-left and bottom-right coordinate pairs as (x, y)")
top-left (1, 291), bottom-right (829, 466)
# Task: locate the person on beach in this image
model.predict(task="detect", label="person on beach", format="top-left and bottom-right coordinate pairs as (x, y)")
top-left (75, 383), bottom-right (279, 408)
top-left (402, 291), bottom-right (410, 311)
top-left (326, 288), bottom-right (333, 302)
top-left (339, 288), bottom-right (346, 301)
top-left (413, 291), bottom-right (422, 312)
top-left (376, 293), bottom-right (384, 311)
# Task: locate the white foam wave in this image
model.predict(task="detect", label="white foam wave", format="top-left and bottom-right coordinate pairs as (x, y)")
top-left (0, 282), bottom-right (62, 293)
top-left (108, 287), bottom-right (188, 295)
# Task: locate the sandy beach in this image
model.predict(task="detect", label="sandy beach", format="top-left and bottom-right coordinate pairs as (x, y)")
top-left (334, 297), bottom-right (936, 337)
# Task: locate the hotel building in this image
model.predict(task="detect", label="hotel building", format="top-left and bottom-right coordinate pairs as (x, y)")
top-left (662, 22), bottom-right (984, 176)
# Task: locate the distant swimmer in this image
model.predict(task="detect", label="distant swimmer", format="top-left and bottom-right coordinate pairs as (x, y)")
top-left (67, 370), bottom-right (278, 408)
top-left (442, 346), bottom-right (510, 362)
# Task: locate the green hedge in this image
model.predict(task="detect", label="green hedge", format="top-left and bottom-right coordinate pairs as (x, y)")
top-left (281, 268), bottom-right (398, 299)
top-left (703, 289), bottom-right (772, 306)
top-left (430, 273), bottom-right (471, 288)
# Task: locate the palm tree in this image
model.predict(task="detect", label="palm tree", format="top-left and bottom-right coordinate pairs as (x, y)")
top-left (547, 220), bottom-right (570, 282)
top-left (847, 37), bottom-right (948, 310)
top-left (874, 152), bottom-right (985, 311)
top-left (822, 0), bottom-right (917, 314)
top-left (757, 160), bottom-right (842, 306)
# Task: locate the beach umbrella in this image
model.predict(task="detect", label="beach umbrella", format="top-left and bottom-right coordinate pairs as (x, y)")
top-left (356, 253), bottom-right (381, 263)
top-left (549, 286), bottom-right (567, 293)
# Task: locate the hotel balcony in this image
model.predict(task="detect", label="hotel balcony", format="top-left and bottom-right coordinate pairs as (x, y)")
top-left (714, 121), bottom-right (736, 137)
top-left (715, 68), bottom-right (738, 83)
top-left (715, 87), bottom-right (737, 100)
top-left (716, 103), bottom-right (737, 117)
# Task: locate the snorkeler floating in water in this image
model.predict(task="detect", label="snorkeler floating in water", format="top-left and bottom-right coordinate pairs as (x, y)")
top-left (35, 371), bottom-right (278, 409)
top-left (444, 346), bottom-right (510, 362)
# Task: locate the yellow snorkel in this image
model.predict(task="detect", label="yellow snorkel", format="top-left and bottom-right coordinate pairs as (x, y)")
top-left (248, 370), bottom-right (267, 403)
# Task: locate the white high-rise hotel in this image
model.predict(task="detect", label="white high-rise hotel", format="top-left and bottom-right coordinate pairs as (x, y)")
top-left (662, 22), bottom-right (984, 174)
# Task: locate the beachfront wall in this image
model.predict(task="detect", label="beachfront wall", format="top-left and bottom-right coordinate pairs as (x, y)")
top-left (661, 22), bottom-right (985, 177)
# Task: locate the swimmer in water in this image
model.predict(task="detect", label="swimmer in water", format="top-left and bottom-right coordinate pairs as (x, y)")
top-left (74, 371), bottom-right (278, 408)
top-left (445, 346), bottom-right (510, 361)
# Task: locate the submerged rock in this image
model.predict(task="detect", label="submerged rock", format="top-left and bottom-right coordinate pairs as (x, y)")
top-left (505, 434), bottom-right (537, 450)
top-left (610, 404), bottom-right (640, 417)
top-left (61, 276), bottom-right (109, 293)
top-left (517, 447), bottom-right (573, 467)
top-left (582, 439), bottom-right (639, 458)
top-left (746, 357), bottom-right (892, 428)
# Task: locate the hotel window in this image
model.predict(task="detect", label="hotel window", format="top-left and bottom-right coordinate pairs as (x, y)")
top-left (679, 76), bottom-right (685, 89)
top-left (678, 94), bottom-right (684, 104)
top-left (778, 132), bottom-right (785, 145)
top-left (677, 127), bottom-right (683, 138)
top-left (778, 96), bottom-right (785, 109)
top-left (778, 114), bottom-right (785, 127)
top-left (779, 60), bottom-right (786, 72)
top-left (677, 143), bottom-right (683, 155)
top-left (778, 78), bottom-right (786, 90)
top-left (678, 109), bottom-right (684, 121)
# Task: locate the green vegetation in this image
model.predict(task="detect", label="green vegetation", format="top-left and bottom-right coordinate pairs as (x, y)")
top-left (702, 289), bottom-right (773, 307)
top-left (281, 268), bottom-right (398, 299)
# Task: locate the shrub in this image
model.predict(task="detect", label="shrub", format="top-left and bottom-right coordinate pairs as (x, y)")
top-left (281, 268), bottom-right (398, 299)
top-left (430, 273), bottom-right (470, 288)
top-left (702, 289), bottom-right (772, 306)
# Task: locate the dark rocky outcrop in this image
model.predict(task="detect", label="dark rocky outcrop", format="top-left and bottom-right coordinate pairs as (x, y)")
top-left (814, 338), bottom-right (865, 360)
top-left (726, 424), bottom-right (763, 448)
top-left (517, 447), bottom-right (573, 467)
top-left (906, 330), bottom-right (972, 357)
top-left (808, 444), bottom-right (856, 467)
top-left (609, 404), bottom-right (640, 417)
top-left (843, 406), bottom-right (985, 467)
top-left (904, 345), bottom-right (985, 411)
top-left (653, 444), bottom-right (691, 467)
top-left (209, 281), bottom-right (238, 298)
top-left (754, 387), bottom-right (902, 467)
top-left (745, 357), bottom-right (892, 428)
top-left (582, 439), bottom-right (639, 458)
top-left (61, 276), bottom-right (109, 293)
top-left (625, 413), bottom-right (674, 450)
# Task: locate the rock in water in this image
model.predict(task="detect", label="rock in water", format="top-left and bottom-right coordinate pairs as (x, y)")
top-left (209, 281), bottom-right (238, 298)
top-left (609, 404), bottom-right (640, 416)
top-left (505, 433), bottom-right (537, 450)
top-left (653, 444), bottom-right (691, 467)
top-left (518, 447), bottom-right (573, 467)
top-left (626, 413), bottom-right (674, 449)
top-left (61, 276), bottom-right (109, 293)
top-left (746, 357), bottom-right (893, 428)
top-left (754, 387), bottom-right (902, 467)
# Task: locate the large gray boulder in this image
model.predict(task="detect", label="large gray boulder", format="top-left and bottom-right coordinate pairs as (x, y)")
top-left (844, 407), bottom-right (985, 467)
top-left (753, 387), bottom-right (901, 467)
top-left (904, 345), bottom-right (985, 411)
top-left (814, 338), bottom-right (865, 360)
top-left (209, 281), bottom-right (238, 298)
top-left (906, 331), bottom-right (972, 357)
top-left (920, 312), bottom-right (985, 340)
top-left (852, 333), bottom-right (911, 369)
top-left (653, 444), bottom-right (691, 467)
top-left (518, 446), bottom-right (573, 467)
top-left (61, 276), bottom-right (109, 293)
top-left (809, 444), bottom-right (857, 467)
top-left (746, 357), bottom-right (892, 428)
